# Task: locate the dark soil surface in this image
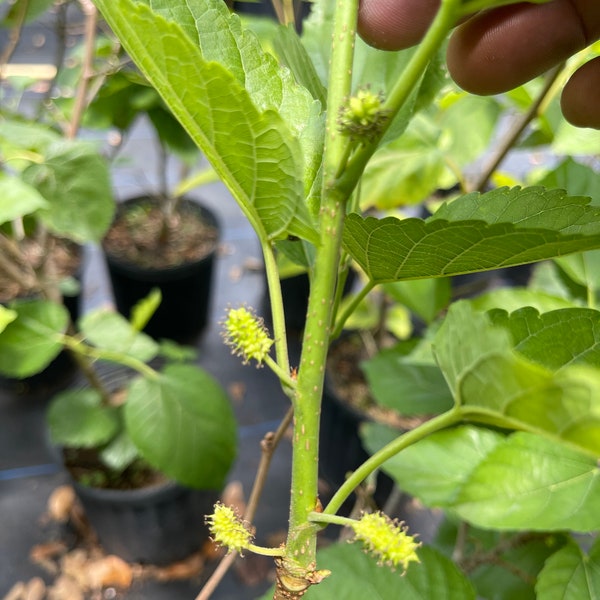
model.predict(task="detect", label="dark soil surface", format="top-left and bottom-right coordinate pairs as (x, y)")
top-left (0, 236), bottom-right (81, 303)
top-left (327, 333), bottom-right (427, 430)
top-left (102, 197), bottom-right (218, 270)
top-left (62, 447), bottom-right (166, 491)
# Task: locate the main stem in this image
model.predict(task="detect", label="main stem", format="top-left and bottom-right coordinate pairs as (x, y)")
top-left (283, 0), bottom-right (358, 573)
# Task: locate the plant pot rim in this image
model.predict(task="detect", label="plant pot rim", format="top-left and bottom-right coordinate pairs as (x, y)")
top-left (102, 195), bottom-right (220, 275)
top-left (72, 475), bottom-right (219, 504)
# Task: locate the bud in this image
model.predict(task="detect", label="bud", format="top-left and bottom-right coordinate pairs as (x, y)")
top-left (206, 503), bottom-right (253, 554)
top-left (222, 306), bottom-right (273, 366)
top-left (338, 88), bottom-right (390, 142)
top-left (351, 512), bottom-right (420, 572)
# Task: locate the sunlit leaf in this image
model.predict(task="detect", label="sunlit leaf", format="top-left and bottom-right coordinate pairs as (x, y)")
top-left (434, 302), bottom-right (600, 455)
top-left (0, 299), bottom-right (68, 377)
top-left (94, 0), bottom-right (318, 244)
top-left (364, 425), bottom-right (600, 531)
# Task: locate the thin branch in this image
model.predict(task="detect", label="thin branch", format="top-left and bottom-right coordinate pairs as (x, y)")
top-left (66, 1), bottom-right (98, 139)
top-left (470, 63), bottom-right (565, 193)
top-left (0, 0), bottom-right (30, 81)
top-left (195, 406), bottom-right (294, 600)
top-left (37, 1), bottom-right (68, 118)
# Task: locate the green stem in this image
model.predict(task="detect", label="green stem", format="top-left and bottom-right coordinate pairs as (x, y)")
top-left (264, 354), bottom-right (296, 390)
top-left (262, 241), bottom-right (291, 376)
top-left (248, 543), bottom-right (286, 557)
top-left (62, 336), bottom-right (159, 380)
top-left (307, 512), bottom-right (356, 528)
top-left (335, 0), bottom-right (459, 197)
top-left (331, 280), bottom-right (375, 340)
top-left (323, 408), bottom-right (462, 516)
top-left (284, 0), bottom-right (359, 568)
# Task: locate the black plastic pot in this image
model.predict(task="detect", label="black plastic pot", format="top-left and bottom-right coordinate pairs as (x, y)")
top-left (103, 197), bottom-right (219, 344)
top-left (73, 478), bottom-right (219, 565)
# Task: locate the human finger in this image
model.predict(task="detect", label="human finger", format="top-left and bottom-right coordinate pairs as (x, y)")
top-left (561, 56), bottom-right (600, 129)
top-left (447, 0), bottom-right (600, 94)
top-left (357, 0), bottom-right (439, 50)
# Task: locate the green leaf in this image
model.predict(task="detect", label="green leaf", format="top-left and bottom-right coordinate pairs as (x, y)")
top-left (306, 542), bottom-right (475, 600)
top-left (344, 187), bottom-right (600, 283)
top-left (383, 278), bottom-right (451, 324)
top-left (535, 157), bottom-right (600, 202)
top-left (78, 309), bottom-right (159, 363)
top-left (130, 288), bottom-right (162, 332)
top-left (536, 539), bottom-right (600, 600)
top-left (364, 425), bottom-right (600, 532)
top-left (0, 306), bottom-right (17, 334)
top-left (124, 364), bottom-right (237, 488)
top-left (94, 0), bottom-right (318, 245)
top-left (0, 299), bottom-right (68, 377)
top-left (360, 94), bottom-right (500, 209)
top-left (22, 141), bottom-right (115, 243)
top-left (99, 430), bottom-right (140, 472)
top-left (453, 432), bottom-right (600, 531)
top-left (555, 251), bottom-right (600, 298)
top-left (362, 348), bottom-right (454, 416)
top-left (434, 302), bottom-right (600, 456)
top-left (0, 173), bottom-right (48, 224)
top-left (470, 287), bottom-right (576, 315)
top-left (363, 424), bottom-right (503, 508)
top-left (274, 24), bottom-right (327, 106)
top-left (48, 388), bottom-right (121, 448)
top-left (488, 307), bottom-right (600, 371)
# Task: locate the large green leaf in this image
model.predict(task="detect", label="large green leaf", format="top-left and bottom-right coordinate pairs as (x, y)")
top-left (47, 388), bottom-right (121, 448)
top-left (0, 173), bottom-right (48, 224)
top-left (434, 302), bottom-right (600, 456)
top-left (78, 308), bottom-right (159, 363)
top-left (363, 424), bottom-right (503, 508)
top-left (536, 539), bottom-right (600, 600)
top-left (454, 432), bottom-right (600, 531)
top-left (344, 187), bottom-right (600, 283)
top-left (489, 307), bottom-right (600, 371)
top-left (310, 543), bottom-right (475, 600)
top-left (363, 425), bottom-right (600, 532)
top-left (0, 299), bottom-right (69, 377)
top-left (22, 141), bottom-right (114, 243)
top-left (124, 364), bottom-right (237, 489)
top-left (93, 0), bottom-right (318, 245)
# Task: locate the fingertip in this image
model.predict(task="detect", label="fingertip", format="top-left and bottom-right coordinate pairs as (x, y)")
top-left (447, 3), bottom-right (587, 95)
top-left (561, 57), bottom-right (600, 129)
top-left (358, 0), bottom-right (439, 50)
